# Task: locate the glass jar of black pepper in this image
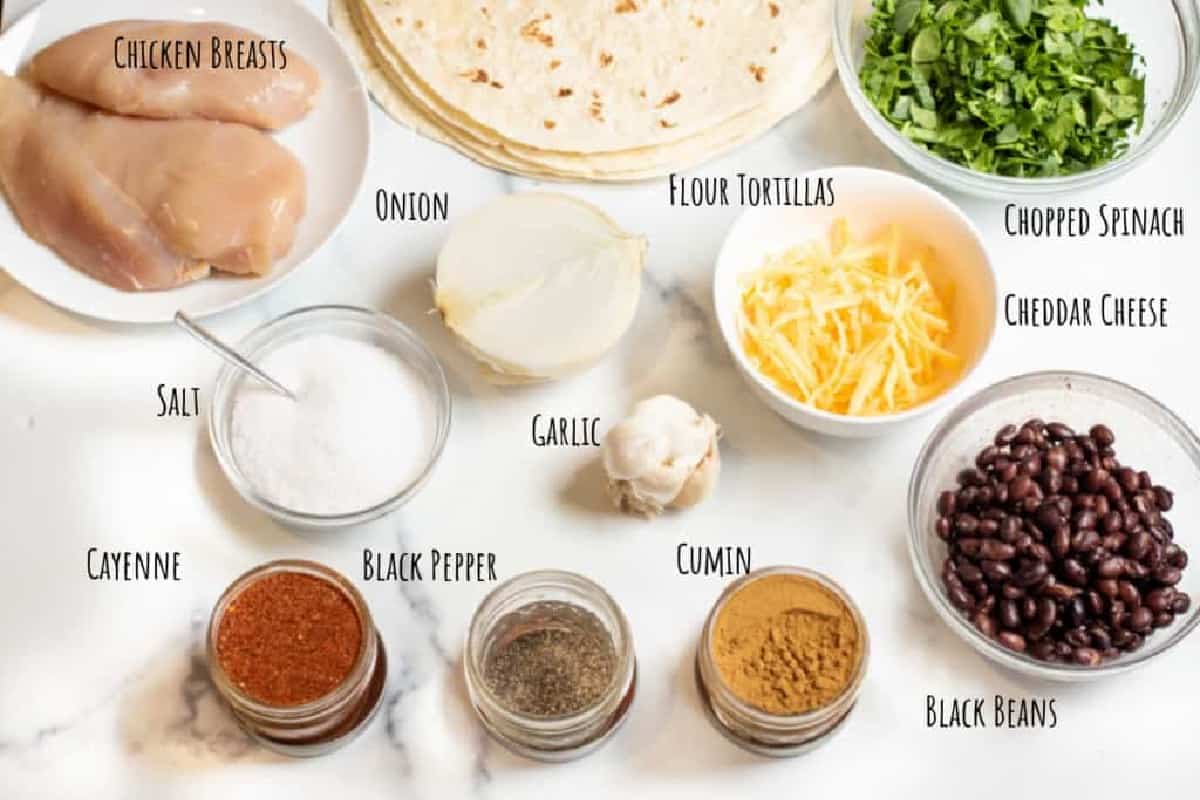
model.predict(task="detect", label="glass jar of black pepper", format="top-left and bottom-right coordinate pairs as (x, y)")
top-left (464, 570), bottom-right (637, 762)
top-left (207, 560), bottom-right (388, 757)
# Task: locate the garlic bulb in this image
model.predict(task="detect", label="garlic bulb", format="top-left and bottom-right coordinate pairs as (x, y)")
top-left (602, 395), bottom-right (721, 518)
top-left (434, 193), bottom-right (645, 382)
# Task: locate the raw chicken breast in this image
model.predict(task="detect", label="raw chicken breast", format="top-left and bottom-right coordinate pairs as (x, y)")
top-left (31, 21), bottom-right (321, 130)
top-left (0, 74), bottom-right (307, 291)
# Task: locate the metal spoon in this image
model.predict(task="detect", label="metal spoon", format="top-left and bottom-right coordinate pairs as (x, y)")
top-left (174, 311), bottom-right (296, 401)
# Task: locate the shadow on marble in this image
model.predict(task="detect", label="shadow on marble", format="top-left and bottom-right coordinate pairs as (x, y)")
top-left (118, 623), bottom-right (281, 770)
top-left (558, 457), bottom-right (612, 518)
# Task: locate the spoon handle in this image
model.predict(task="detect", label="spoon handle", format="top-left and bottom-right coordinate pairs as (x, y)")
top-left (174, 311), bottom-right (297, 401)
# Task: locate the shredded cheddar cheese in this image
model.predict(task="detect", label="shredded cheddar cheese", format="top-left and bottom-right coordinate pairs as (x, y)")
top-left (738, 219), bottom-right (960, 417)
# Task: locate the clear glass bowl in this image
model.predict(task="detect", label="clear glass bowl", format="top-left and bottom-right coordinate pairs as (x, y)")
top-left (908, 371), bottom-right (1200, 680)
top-left (834, 0), bottom-right (1200, 198)
top-left (209, 305), bottom-right (451, 530)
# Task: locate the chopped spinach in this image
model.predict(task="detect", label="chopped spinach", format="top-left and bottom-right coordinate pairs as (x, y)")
top-left (859, 0), bottom-right (1145, 177)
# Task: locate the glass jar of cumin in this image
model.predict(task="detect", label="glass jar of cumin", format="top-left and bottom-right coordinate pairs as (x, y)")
top-left (207, 560), bottom-right (387, 757)
top-left (695, 566), bottom-right (870, 757)
top-left (464, 570), bottom-right (637, 762)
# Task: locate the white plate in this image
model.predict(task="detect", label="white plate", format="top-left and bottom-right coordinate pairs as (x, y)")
top-left (0, 0), bottom-right (369, 323)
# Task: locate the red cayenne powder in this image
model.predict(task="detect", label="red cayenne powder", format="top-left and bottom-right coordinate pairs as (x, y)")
top-left (216, 571), bottom-right (362, 706)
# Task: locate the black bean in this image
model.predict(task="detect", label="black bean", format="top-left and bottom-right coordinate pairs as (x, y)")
top-left (1153, 486), bottom-right (1174, 511)
top-left (935, 517), bottom-right (951, 541)
top-left (1145, 588), bottom-right (1176, 614)
top-left (981, 561), bottom-right (1012, 581)
top-left (1071, 530), bottom-right (1100, 554)
top-left (1125, 531), bottom-right (1153, 561)
top-left (1097, 557), bottom-right (1125, 579)
top-left (1084, 469), bottom-right (1109, 493)
top-left (1073, 647), bottom-right (1102, 666)
top-left (1042, 583), bottom-right (1081, 601)
top-left (976, 446), bottom-right (1000, 468)
top-left (1172, 593), bottom-right (1191, 614)
top-left (1036, 504), bottom-right (1063, 532)
top-left (1015, 561), bottom-right (1049, 588)
top-left (949, 585), bottom-right (974, 610)
top-left (1000, 583), bottom-right (1026, 600)
top-left (1153, 566), bottom-right (1183, 586)
top-left (997, 632), bottom-right (1026, 653)
top-left (957, 468), bottom-right (984, 487)
top-left (1116, 467), bottom-right (1138, 494)
top-left (1117, 581), bottom-right (1141, 608)
top-left (1130, 607), bottom-right (1154, 633)
top-left (1065, 627), bottom-right (1090, 648)
top-left (980, 540), bottom-right (1017, 561)
top-left (1088, 627), bottom-right (1112, 651)
top-left (1050, 525), bottom-right (1071, 558)
top-left (1065, 597), bottom-right (1087, 628)
top-left (973, 611), bottom-right (997, 638)
top-left (1090, 425), bottom-right (1115, 447)
top-left (995, 424), bottom-right (1019, 446)
top-left (957, 562), bottom-right (983, 583)
top-left (1062, 559), bottom-right (1089, 586)
top-left (1153, 612), bottom-right (1175, 629)
top-left (957, 538), bottom-right (982, 557)
top-left (1008, 475), bottom-right (1036, 502)
top-left (1031, 640), bottom-right (1057, 661)
top-left (999, 600), bottom-right (1021, 629)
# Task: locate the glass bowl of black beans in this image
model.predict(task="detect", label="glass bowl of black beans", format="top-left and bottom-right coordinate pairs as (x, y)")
top-left (908, 371), bottom-right (1200, 680)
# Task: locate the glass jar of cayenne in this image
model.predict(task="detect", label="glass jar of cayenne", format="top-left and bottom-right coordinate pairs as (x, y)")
top-left (695, 566), bottom-right (870, 757)
top-left (464, 570), bottom-right (637, 762)
top-left (207, 560), bottom-right (387, 757)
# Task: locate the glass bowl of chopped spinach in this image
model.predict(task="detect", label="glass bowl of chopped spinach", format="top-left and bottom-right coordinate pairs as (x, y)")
top-left (834, 0), bottom-right (1200, 197)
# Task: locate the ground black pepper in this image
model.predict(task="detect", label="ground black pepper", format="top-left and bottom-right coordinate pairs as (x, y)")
top-left (483, 601), bottom-right (617, 717)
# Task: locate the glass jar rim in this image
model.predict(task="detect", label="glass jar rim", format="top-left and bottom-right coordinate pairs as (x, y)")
top-left (464, 569), bottom-right (636, 731)
top-left (207, 559), bottom-right (378, 718)
top-left (699, 565), bottom-right (871, 728)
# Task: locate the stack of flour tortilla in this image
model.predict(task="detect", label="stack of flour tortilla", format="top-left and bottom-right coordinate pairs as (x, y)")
top-left (331, 0), bottom-right (833, 181)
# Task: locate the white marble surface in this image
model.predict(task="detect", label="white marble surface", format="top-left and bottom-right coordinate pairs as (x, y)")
top-left (2, 1), bottom-right (1200, 797)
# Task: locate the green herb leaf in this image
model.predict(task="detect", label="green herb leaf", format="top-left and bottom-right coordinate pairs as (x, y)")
top-left (1002, 0), bottom-right (1032, 29)
top-left (911, 26), bottom-right (942, 63)
top-left (894, 0), bottom-right (924, 35)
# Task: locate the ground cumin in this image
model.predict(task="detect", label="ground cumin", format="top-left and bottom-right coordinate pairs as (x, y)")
top-left (712, 573), bottom-right (862, 715)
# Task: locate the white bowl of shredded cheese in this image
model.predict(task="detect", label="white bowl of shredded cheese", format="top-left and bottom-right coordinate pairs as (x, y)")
top-left (713, 167), bottom-right (996, 438)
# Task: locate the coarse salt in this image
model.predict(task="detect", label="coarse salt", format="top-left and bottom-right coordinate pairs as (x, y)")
top-left (230, 334), bottom-right (436, 515)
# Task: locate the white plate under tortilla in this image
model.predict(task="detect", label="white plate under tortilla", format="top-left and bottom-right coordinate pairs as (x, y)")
top-left (0, 0), bottom-right (369, 323)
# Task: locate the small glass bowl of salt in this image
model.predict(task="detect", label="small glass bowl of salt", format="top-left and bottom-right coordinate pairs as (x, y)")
top-left (209, 305), bottom-right (451, 529)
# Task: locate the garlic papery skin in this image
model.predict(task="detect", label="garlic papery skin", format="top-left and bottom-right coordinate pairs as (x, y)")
top-left (601, 395), bottom-right (721, 518)
top-left (434, 193), bottom-right (645, 382)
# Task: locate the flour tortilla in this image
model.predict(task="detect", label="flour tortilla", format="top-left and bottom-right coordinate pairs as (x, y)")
top-left (356, 0), bottom-right (832, 153)
top-left (331, 0), bottom-right (833, 180)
